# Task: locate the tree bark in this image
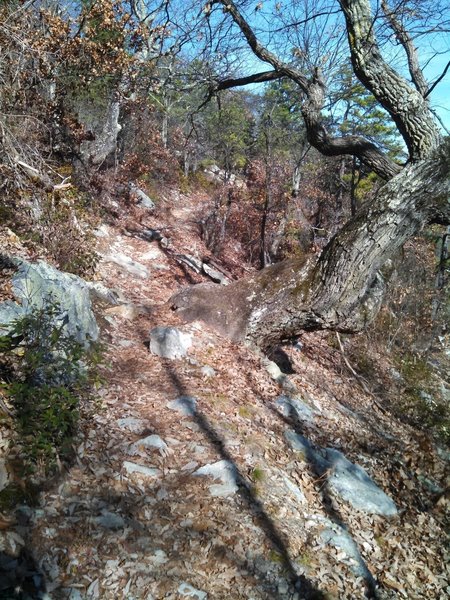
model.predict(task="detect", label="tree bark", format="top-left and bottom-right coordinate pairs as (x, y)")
top-left (172, 141), bottom-right (450, 348)
top-left (339, 0), bottom-right (441, 160)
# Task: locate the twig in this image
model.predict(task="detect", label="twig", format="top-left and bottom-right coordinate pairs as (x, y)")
top-left (335, 332), bottom-right (388, 414)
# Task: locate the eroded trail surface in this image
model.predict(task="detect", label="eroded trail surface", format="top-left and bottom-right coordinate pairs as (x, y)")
top-left (4, 193), bottom-right (449, 600)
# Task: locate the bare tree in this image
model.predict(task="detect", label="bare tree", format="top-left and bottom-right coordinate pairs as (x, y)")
top-left (172, 0), bottom-right (450, 349)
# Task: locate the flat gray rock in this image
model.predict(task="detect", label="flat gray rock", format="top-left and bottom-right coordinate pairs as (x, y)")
top-left (284, 431), bottom-right (397, 516)
top-left (130, 184), bottom-right (155, 210)
top-left (105, 253), bottom-right (149, 278)
top-left (194, 460), bottom-right (238, 497)
top-left (122, 461), bottom-right (161, 478)
top-left (320, 526), bottom-right (375, 583)
top-left (276, 395), bottom-right (315, 424)
top-left (116, 417), bottom-right (148, 433)
top-left (281, 474), bottom-right (306, 504)
top-left (149, 326), bottom-right (192, 359)
top-left (202, 263), bottom-right (228, 285)
top-left (323, 449), bottom-right (397, 516)
top-left (167, 396), bottom-right (197, 417)
top-left (130, 434), bottom-right (170, 457)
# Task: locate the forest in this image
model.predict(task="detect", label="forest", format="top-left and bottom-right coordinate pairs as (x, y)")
top-left (0, 1), bottom-right (449, 599)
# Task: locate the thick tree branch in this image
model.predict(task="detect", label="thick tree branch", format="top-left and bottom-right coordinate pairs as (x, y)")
top-left (213, 69), bottom-right (284, 91)
top-left (301, 74), bottom-right (402, 179)
top-left (339, 0), bottom-right (441, 160)
top-left (381, 0), bottom-right (428, 97)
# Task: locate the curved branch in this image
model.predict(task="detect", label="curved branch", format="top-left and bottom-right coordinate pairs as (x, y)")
top-left (301, 75), bottom-right (402, 179)
top-left (216, 0), bottom-right (309, 91)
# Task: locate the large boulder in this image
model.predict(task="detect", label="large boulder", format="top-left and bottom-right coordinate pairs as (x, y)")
top-left (0, 258), bottom-right (98, 345)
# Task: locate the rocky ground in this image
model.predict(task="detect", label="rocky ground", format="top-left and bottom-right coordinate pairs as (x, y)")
top-left (0, 190), bottom-right (449, 599)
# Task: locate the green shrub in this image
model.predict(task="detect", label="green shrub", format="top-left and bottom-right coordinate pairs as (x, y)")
top-left (0, 298), bottom-right (103, 475)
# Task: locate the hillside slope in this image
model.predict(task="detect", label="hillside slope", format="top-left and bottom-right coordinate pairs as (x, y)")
top-left (1, 188), bottom-right (448, 600)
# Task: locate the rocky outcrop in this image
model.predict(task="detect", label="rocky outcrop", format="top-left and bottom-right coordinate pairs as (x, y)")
top-left (0, 258), bottom-right (98, 345)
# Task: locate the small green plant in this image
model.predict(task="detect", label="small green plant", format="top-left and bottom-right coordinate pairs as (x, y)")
top-left (251, 466), bottom-right (265, 482)
top-left (0, 298), bottom-right (102, 476)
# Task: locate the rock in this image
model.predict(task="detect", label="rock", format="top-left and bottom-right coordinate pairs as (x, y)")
top-left (122, 462), bottom-right (161, 478)
top-left (281, 474), bottom-right (306, 504)
top-left (0, 258), bottom-right (98, 345)
top-left (323, 449), bottom-right (397, 516)
top-left (129, 435), bottom-right (170, 457)
top-left (141, 229), bottom-right (163, 242)
top-left (104, 253), bottom-right (149, 278)
top-left (167, 396), bottom-right (197, 417)
top-left (320, 526), bottom-right (375, 582)
top-left (202, 263), bottom-right (229, 285)
top-left (178, 582), bottom-right (207, 599)
top-left (149, 549), bottom-right (168, 565)
top-left (284, 431), bottom-right (316, 458)
top-left (175, 254), bottom-right (203, 274)
top-left (93, 224), bottom-right (110, 238)
top-left (276, 395), bottom-right (315, 424)
top-left (116, 417), bottom-right (148, 433)
top-left (94, 510), bottom-right (125, 530)
top-left (0, 460), bottom-right (9, 493)
top-left (79, 97), bottom-right (121, 166)
top-left (284, 432), bottom-right (397, 516)
top-left (194, 460), bottom-right (238, 497)
top-left (140, 247), bottom-right (163, 261)
top-left (264, 360), bottom-right (282, 380)
top-left (149, 326), bottom-right (192, 359)
top-left (129, 184), bottom-right (155, 210)
top-left (200, 365), bottom-right (216, 378)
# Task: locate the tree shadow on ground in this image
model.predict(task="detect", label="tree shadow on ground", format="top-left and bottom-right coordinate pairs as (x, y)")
top-left (238, 365), bottom-right (381, 600)
top-left (0, 538), bottom-right (47, 599)
top-left (164, 364), bottom-right (327, 600)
